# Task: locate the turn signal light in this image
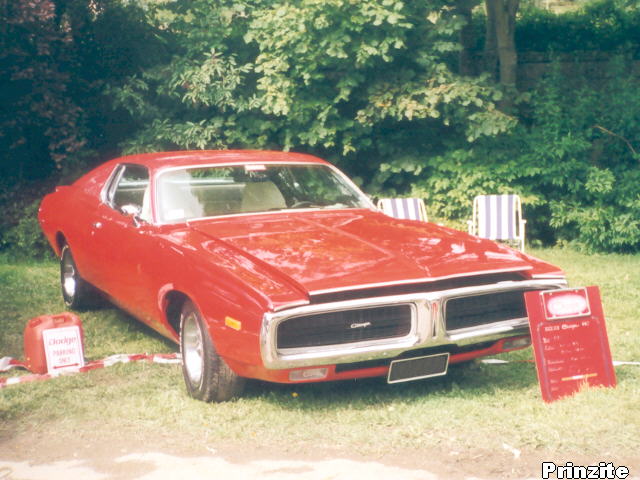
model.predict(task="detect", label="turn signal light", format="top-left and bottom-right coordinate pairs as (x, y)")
top-left (502, 336), bottom-right (531, 351)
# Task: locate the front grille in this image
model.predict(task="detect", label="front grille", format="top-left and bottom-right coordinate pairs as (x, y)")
top-left (276, 305), bottom-right (412, 349)
top-left (445, 289), bottom-right (536, 331)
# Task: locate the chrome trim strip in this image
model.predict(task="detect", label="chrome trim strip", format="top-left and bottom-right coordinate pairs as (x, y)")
top-left (446, 318), bottom-right (529, 342)
top-left (272, 300), bottom-right (311, 312)
top-left (307, 267), bottom-right (535, 296)
top-left (100, 164), bottom-right (124, 206)
top-left (260, 279), bottom-right (566, 369)
top-left (157, 160), bottom-right (333, 173)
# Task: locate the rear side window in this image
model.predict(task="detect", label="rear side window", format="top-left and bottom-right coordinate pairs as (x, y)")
top-left (104, 164), bottom-right (151, 220)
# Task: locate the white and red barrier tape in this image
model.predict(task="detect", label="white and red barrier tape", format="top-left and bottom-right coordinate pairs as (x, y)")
top-left (480, 358), bottom-right (640, 366)
top-left (0, 353), bottom-right (181, 389)
top-left (2, 354), bottom-right (637, 389)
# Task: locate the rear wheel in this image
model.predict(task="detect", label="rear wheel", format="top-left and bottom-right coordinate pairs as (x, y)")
top-left (60, 245), bottom-right (96, 310)
top-left (180, 300), bottom-right (245, 402)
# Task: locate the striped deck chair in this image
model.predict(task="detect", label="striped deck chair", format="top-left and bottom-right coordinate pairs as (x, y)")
top-left (377, 198), bottom-right (428, 222)
top-left (468, 194), bottom-right (526, 251)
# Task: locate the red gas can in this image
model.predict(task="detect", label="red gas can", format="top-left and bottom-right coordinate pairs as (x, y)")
top-left (23, 313), bottom-right (85, 374)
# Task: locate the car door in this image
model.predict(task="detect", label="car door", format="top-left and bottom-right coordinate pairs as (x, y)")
top-left (88, 163), bottom-right (159, 321)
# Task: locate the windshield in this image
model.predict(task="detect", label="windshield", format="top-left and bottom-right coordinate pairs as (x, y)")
top-left (155, 163), bottom-right (370, 223)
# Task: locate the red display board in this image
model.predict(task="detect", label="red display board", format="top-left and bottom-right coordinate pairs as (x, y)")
top-left (524, 286), bottom-right (616, 403)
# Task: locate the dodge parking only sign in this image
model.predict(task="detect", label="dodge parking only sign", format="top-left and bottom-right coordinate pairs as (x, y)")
top-left (42, 325), bottom-right (85, 373)
top-left (524, 286), bottom-right (616, 403)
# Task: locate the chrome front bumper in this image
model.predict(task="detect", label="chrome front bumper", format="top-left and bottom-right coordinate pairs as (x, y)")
top-left (260, 279), bottom-right (566, 369)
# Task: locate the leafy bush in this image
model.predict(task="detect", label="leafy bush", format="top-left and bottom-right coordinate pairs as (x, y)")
top-left (525, 57), bottom-right (640, 252)
top-left (0, 200), bottom-right (53, 260)
top-left (376, 56), bottom-right (640, 252)
top-left (464, 0), bottom-right (640, 54)
top-left (516, 0), bottom-right (640, 53)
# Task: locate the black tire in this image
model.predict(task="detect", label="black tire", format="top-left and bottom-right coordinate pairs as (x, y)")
top-left (179, 300), bottom-right (245, 402)
top-left (60, 245), bottom-right (96, 310)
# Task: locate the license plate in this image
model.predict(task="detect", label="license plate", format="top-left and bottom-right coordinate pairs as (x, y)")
top-left (387, 353), bottom-right (450, 384)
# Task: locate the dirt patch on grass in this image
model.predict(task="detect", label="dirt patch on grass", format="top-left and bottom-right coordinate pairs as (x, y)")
top-left (1, 420), bottom-right (638, 479)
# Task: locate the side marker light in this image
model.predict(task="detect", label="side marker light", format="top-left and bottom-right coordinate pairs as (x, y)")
top-left (225, 316), bottom-right (242, 331)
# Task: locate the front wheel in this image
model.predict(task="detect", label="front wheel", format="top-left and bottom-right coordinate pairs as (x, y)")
top-left (180, 300), bottom-right (245, 402)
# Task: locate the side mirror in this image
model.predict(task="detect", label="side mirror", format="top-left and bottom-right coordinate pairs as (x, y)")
top-left (120, 204), bottom-right (144, 227)
top-left (120, 204), bottom-right (141, 216)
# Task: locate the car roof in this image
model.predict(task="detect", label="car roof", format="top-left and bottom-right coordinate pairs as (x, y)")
top-left (105, 150), bottom-right (332, 172)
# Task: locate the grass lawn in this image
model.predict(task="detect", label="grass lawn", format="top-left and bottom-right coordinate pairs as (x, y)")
top-left (1, 248), bottom-right (639, 462)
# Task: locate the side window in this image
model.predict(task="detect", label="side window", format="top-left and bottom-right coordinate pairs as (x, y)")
top-left (106, 164), bottom-right (151, 221)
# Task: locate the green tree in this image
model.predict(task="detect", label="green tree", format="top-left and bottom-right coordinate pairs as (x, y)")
top-left (111, 0), bottom-right (514, 183)
top-left (0, 0), bottom-right (167, 179)
top-left (0, 0), bottom-right (85, 178)
top-left (109, 0), bottom-right (260, 152)
top-left (483, 0), bottom-right (519, 94)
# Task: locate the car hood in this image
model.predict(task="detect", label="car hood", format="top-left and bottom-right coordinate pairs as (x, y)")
top-left (188, 209), bottom-right (539, 295)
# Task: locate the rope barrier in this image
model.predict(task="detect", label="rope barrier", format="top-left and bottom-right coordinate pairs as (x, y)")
top-left (480, 358), bottom-right (640, 366)
top-left (0, 353), bottom-right (181, 389)
top-left (2, 354), bottom-right (636, 389)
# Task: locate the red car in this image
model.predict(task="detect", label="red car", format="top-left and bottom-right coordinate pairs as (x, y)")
top-left (39, 150), bottom-right (566, 401)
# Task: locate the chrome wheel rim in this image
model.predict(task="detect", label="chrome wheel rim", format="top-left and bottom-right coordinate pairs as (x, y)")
top-left (62, 253), bottom-right (77, 299)
top-left (183, 313), bottom-right (204, 385)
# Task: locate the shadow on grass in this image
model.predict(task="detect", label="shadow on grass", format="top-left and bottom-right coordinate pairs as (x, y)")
top-left (79, 302), bottom-right (543, 408)
top-left (240, 359), bottom-right (540, 410)
top-left (58, 303), bottom-right (178, 362)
